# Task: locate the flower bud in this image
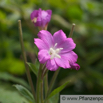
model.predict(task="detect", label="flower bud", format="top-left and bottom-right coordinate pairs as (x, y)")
top-left (70, 63), bottom-right (80, 70)
top-left (30, 8), bottom-right (52, 29)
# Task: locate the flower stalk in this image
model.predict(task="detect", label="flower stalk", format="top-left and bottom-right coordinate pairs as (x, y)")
top-left (46, 68), bottom-right (60, 97)
top-left (18, 20), bottom-right (36, 102)
top-left (36, 64), bottom-right (42, 103)
top-left (44, 73), bottom-right (48, 98)
top-left (69, 23), bottom-right (75, 37)
top-left (41, 80), bottom-right (44, 103)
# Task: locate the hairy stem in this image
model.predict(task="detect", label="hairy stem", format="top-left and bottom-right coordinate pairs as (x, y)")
top-left (18, 20), bottom-right (36, 102)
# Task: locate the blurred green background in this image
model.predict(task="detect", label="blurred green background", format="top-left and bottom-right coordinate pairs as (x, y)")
top-left (0, 0), bottom-right (103, 102)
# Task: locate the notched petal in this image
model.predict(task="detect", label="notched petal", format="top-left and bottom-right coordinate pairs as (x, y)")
top-left (46, 59), bottom-right (59, 71)
top-left (55, 57), bottom-right (71, 69)
top-left (38, 50), bottom-right (50, 64)
top-left (34, 38), bottom-right (49, 50)
top-left (53, 30), bottom-right (67, 45)
top-left (38, 30), bottom-right (54, 48)
top-left (58, 38), bottom-right (76, 53)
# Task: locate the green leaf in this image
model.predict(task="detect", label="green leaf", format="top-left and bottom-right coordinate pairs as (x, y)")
top-left (47, 81), bottom-right (69, 99)
top-left (49, 93), bottom-right (59, 103)
top-left (27, 62), bottom-right (38, 76)
top-left (14, 84), bottom-right (35, 103)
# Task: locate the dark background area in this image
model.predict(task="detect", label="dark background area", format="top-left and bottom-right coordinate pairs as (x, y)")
top-left (0, 0), bottom-right (103, 102)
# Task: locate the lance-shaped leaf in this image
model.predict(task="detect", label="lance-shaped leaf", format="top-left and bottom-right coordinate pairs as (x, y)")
top-left (46, 81), bottom-right (69, 101)
top-left (27, 62), bottom-right (38, 76)
top-left (14, 84), bottom-right (35, 103)
top-left (48, 93), bottom-right (59, 103)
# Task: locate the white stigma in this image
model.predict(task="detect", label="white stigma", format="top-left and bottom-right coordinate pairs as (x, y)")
top-left (49, 43), bottom-right (63, 59)
top-left (54, 43), bottom-right (57, 47)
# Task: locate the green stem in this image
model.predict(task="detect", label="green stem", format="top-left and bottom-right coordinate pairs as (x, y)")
top-left (44, 73), bottom-right (48, 97)
top-left (42, 68), bottom-right (48, 78)
top-left (41, 66), bottom-right (48, 103)
top-left (18, 20), bottom-right (36, 102)
top-left (46, 68), bottom-right (60, 98)
top-left (36, 64), bottom-right (42, 103)
top-left (69, 23), bottom-right (75, 37)
top-left (41, 80), bottom-right (44, 103)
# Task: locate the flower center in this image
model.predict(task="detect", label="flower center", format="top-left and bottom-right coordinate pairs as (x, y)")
top-left (49, 43), bottom-right (63, 59)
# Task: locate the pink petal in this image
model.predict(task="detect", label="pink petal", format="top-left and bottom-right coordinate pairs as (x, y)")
top-left (35, 17), bottom-right (43, 26)
top-left (34, 38), bottom-right (49, 50)
top-left (46, 10), bottom-right (52, 15)
top-left (41, 18), bottom-right (48, 27)
top-left (60, 51), bottom-right (80, 70)
top-left (55, 57), bottom-right (71, 69)
top-left (70, 63), bottom-right (80, 70)
top-left (38, 30), bottom-right (54, 48)
top-left (41, 14), bottom-right (51, 27)
top-left (38, 9), bottom-right (51, 27)
top-left (34, 8), bottom-right (42, 26)
top-left (30, 10), bottom-right (39, 20)
top-left (60, 51), bottom-right (78, 63)
top-left (40, 10), bottom-right (48, 27)
top-left (41, 10), bottom-right (48, 19)
top-left (53, 30), bottom-right (67, 45)
top-left (46, 59), bottom-right (59, 71)
top-left (45, 10), bottom-right (52, 23)
top-left (58, 38), bottom-right (76, 53)
top-left (38, 50), bottom-right (50, 64)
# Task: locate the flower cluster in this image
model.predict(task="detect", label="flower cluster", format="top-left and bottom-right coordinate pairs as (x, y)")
top-left (31, 8), bottom-right (80, 71)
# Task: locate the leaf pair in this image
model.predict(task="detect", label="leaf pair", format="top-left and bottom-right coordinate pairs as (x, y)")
top-left (15, 62), bottom-right (69, 103)
top-left (14, 81), bottom-right (69, 103)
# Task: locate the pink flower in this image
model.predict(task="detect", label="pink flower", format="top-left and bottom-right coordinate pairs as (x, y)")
top-left (30, 8), bottom-right (52, 28)
top-left (34, 30), bottom-right (80, 71)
